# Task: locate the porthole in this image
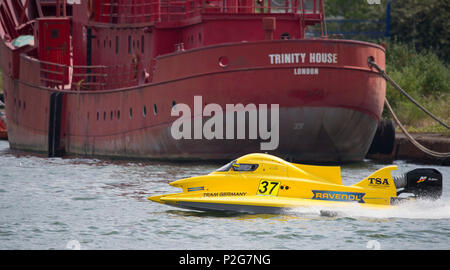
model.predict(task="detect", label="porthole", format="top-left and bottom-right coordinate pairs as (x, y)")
top-left (218, 56), bottom-right (229, 68)
top-left (110, 110), bottom-right (113, 120)
top-left (103, 111), bottom-right (106, 121)
top-left (97, 111), bottom-right (99, 121)
top-left (117, 110), bottom-right (121, 120)
top-left (153, 104), bottom-right (158, 115)
top-left (129, 108), bottom-right (133, 119)
top-left (143, 106), bottom-right (147, 117)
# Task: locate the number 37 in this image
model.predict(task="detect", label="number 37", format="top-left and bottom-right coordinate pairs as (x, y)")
top-left (257, 180), bottom-right (281, 196)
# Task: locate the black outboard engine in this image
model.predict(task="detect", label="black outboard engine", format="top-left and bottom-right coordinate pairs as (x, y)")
top-left (393, 169), bottom-right (443, 199)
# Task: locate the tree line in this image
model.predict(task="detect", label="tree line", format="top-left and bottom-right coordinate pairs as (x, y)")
top-left (324, 0), bottom-right (449, 63)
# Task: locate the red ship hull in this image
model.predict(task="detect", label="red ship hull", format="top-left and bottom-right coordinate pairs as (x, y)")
top-left (1, 38), bottom-right (385, 162)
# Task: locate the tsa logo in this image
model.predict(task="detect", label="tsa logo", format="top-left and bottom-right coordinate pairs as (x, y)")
top-left (366, 0), bottom-right (381, 4)
top-left (368, 177), bottom-right (390, 187)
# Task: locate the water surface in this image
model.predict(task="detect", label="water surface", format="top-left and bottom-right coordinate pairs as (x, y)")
top-left (0, 140), bottom-right (449, 250)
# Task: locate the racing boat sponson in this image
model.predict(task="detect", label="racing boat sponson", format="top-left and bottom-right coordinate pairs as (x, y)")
top-left (148, 154), bottom-right (442, 213)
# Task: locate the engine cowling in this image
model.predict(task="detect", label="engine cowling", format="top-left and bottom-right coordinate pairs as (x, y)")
top-left (393, 168), bottom-right (442, 199)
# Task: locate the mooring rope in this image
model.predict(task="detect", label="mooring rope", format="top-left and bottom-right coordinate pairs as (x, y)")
top-left (368, 59), bottom-right (450, 129)
top-left (384, 98), bottom-right (450, 158)
top-left (369, 59), bottom-right (450, 158)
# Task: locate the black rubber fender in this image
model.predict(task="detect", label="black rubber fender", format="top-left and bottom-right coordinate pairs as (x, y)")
top-left (367, 119), bottom-right (396, 155)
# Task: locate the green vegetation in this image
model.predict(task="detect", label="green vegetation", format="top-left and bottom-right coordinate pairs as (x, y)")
top-left (389, 0), bottom-right (449, 64)
top-left (324, 0), bottom-right (449, 134)
top-left (325, 0), bottom-right (386, 19)
top-left (384, 42), bottom-right (449, 134)
top-left (325, 0), bottom-right (449, 62)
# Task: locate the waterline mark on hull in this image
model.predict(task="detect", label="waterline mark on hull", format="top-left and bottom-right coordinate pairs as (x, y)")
top-left (170, 96), bottom-right (280, 151)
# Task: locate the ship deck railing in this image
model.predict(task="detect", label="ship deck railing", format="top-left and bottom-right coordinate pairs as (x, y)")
top-left (21, 53), bottom-right (153, 91)
top-left (96, 0), bottom-right (323, 24)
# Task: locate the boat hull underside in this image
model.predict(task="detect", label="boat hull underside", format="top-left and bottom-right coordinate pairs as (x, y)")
top-left (170, 201), bottom-right (287, 214)
top-left (157, 194), bottom-right (392, 214)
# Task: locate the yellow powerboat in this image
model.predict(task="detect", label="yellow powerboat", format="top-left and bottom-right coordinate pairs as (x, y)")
top-left (148, 153), bottom-right (442, 214)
